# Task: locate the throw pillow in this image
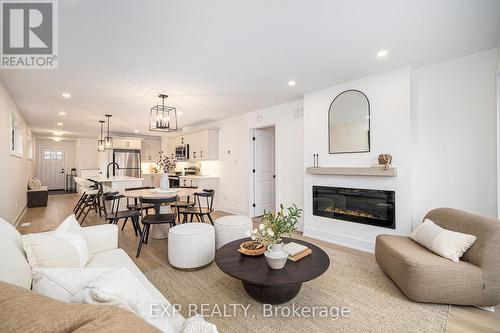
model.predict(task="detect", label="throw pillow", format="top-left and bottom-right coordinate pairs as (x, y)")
top-left (71, 267), bottom-right (173, 333)
top-left (32, 267), bottom-right (116, 302)
top-left (410, 218), bottom-right (476, 262)
top-left (22, 215), bottom-right (89, 269)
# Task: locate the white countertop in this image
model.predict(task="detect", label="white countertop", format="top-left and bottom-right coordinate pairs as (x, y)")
top-left (179, 175), bottom-right (219, 179)
top-left (91, 176), bottom-right (144, 182)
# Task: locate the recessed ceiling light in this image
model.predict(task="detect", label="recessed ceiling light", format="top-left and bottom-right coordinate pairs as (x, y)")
top-left (52, 137), bottom-right (62, 142)
top-left (62, 93), bottom-right (71, 98)
top-left (377, 50), bottom-right (388, 58)
top-left (53, 131), bottom-right (63, 136)
top-left (178, 111), bottom-right (183, 116)
top-left (59, 111), bottom-right (66, 116)
top-left (57, 122), bottom-right (63, 126)
top-left (288, 80), bottom-right (296, 87)
top-left (134, 130), bottom-right (139, 133)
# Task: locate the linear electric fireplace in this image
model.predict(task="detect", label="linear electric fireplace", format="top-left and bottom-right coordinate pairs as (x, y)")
top-left (313, 186), bottom-right (395, 229)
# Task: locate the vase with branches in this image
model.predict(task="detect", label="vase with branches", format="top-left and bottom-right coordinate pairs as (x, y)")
top-left (157, 151), bottom-right (176, 189)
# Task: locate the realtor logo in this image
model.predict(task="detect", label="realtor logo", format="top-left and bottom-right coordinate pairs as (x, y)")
top-left (1, 0), bottom-right (58, 69)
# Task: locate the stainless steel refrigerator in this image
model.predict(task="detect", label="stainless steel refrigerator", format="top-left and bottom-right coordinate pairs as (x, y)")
top-left (113, 149), bottom-right (141, 178)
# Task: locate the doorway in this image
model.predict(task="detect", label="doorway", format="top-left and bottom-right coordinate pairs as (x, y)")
top-left (252, 126), bottom-right (276, 217)
top-left (41, 147), bottom-right (66, 190)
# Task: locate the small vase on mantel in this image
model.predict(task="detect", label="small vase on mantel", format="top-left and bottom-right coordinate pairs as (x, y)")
top-left (160, 173), bottom-right (170, 190)
top-left (264, 242), bottom-right (288, 270)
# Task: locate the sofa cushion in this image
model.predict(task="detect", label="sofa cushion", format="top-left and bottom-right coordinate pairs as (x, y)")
top-left (87, 248), bottom-right (185, 332)
top-left (0, 217), bottom-right (32, 289)
top-left (410, 218), bottom-right (476, 262)
top-left (375, 234), bottom-right (485, 305)
top-left (0, 280), bottom-right (161, 333)
top-left (53, 214), bottom-right (90, 266)
top-left (23, 233), bottom-right (81, 269)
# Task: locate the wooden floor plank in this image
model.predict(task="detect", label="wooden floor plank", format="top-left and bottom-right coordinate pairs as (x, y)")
top-left (17, 194), bottom-right (500, 332)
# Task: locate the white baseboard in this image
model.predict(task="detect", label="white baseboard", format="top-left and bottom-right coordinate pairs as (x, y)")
top-left (303, 226), bottom-right (375, 253)
top-left (217, 206), bottom-right (249, 216)
top-left (13, 205), bottom-right (27, 227)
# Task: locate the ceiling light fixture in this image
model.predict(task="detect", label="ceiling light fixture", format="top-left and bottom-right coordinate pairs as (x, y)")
top-left (59, 111), bottom-right (66, 116)
top-left (62, 93), bottom-right (71, 98)
top-left (97, 120), bottom-right (106, 152)
top-left (57, 122), bottom-right (63, 126)
top-left (149, 94), bottom-right (178, 132)
top-left (377, 50), bottom-right (388, 58)
top-left (104, 114), bottom-right (113, 150)
top-left (53, 131), bottom-right (63, 136)
top-left (52, 137), bottom-right (62, 142)
top-left (288, 80), bottom-right (296, 87)
top-left (134, 129), bottom-right (139, 133)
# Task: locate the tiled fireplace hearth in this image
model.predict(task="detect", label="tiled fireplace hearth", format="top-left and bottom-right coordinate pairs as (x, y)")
top-left (313, 186), bottom-right (395, 229)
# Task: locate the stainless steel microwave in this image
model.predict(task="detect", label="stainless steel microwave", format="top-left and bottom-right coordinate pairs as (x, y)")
top-left (175, 144), bottom-right (189, 160)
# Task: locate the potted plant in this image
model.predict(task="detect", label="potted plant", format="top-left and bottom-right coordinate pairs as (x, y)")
top-left (157, 151), bottom-right (177, 189)
top-left (251, 204), bottom-right (302, 269)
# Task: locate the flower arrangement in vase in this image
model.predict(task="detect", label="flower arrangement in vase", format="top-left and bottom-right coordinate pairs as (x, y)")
top-left (157, 151), bottom-right (177, 189)
top-left (251, 204), bottom-right (302, 269)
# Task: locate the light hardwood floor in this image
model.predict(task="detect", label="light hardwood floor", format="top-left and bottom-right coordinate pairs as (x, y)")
top-left (17, 194), bottom-right (500, 333)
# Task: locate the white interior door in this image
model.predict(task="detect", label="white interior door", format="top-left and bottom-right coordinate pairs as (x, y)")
top-left (41, 148), bottom-right (65, 190)
top-left (253, 128), bottom-right (275, 216)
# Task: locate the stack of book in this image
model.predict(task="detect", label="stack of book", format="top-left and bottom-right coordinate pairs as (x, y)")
top-left (283, 242), bottom-right (312, 262)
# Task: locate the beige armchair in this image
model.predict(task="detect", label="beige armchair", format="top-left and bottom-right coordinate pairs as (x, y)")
top-left (375, 208), bottom-right (500, 306)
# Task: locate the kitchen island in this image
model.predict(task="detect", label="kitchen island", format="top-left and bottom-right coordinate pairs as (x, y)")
top-left (89, 176), bottom-right (144, 192)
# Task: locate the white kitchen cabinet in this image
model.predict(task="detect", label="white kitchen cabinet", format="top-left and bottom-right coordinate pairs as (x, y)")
top-left (183, 130), bottom-right (219, 161)
top-left (179, 176), bottom-right (219, 208)
top-left (113, 138), bottom-right (142, 150)
top-left (143, 173), bottom-right (162, 188)
top-left (141, 140), bottom-right (161, 163)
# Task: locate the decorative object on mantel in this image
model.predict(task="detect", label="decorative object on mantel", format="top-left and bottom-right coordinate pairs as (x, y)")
top-left (157, 151), bottom-right (177, 190)
top-left (378, 154), bottom-right (393, 170)
top-left (251, 204), bottom-right (302, 269)
top-left (312, 154), bottom-right (319, 167)
top-left (306, 166), bottom-right (397, 177)
top-left (238, 241), bottom-right (266, 256)
top-left (149, 94), bottom-right (178, 132)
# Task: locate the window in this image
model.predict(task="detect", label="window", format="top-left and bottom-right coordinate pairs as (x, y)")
top-left (43, 149), bottom-right (63, 160)
top-left (27, 134), bottom-right (33, 160)
top-left (10, 113), bottom-right (23, 158)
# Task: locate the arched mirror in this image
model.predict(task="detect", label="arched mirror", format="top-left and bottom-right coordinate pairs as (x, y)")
top-left (328, 90), bottom-right (370, 154)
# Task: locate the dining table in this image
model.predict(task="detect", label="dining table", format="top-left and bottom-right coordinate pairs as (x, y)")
top-left (121, 187), bottom-right (199, 239)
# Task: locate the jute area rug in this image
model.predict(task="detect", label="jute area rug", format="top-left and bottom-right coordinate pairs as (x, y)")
top-left (146, 244), bottom-right (449, 333)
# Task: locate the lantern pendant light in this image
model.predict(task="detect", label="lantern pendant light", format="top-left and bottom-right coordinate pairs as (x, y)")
top-left (97, 120), bottom-right (106, 152)
top-left (104, 114), bottom-right (113, 150)
top-left (149, 94), bottom-right (178, 132)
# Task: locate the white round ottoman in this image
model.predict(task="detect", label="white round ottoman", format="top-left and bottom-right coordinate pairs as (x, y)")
top-left (168, 223), bottom-right (215, 270)
top-left (214, 215), bottom-right (253, 250)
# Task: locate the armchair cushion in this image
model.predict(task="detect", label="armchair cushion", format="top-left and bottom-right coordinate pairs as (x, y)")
top-left (83, 224), bottom-right (118, 256)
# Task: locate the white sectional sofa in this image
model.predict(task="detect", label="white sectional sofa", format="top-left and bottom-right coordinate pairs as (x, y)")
top-left (0, 217), bottom-right (186, 332)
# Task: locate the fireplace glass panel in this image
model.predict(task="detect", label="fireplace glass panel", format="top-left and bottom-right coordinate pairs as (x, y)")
top-left (313, 186), bottom-right (395, 229)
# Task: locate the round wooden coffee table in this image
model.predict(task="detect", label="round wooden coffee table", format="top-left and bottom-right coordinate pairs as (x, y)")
top-left (215, 237), bottom-right (330, 304)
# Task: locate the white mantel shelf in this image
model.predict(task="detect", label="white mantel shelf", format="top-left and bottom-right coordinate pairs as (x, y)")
top-left (306, 166), bottom-right (398, 177)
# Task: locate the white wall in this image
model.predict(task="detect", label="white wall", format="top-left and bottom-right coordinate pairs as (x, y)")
top-left (302, 68), bottom-right (412, 252)
top-left (0, 80), bottom-right (35, 224)
top-left (412, 49), bottom-right (498, 222)
top-left (165, 100), bottom-right (304, 218)
top-left (36, 140), bottom-right (77, 181)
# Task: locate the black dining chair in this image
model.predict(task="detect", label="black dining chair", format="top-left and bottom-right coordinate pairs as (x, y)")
top-left (102, 192), bottom-right (142, 236)
top-left (136, 195), bottom-right (178, 258)
top-left (171, 195), bottom-right (196, 223)
top-left (123, 186), bottom-right (155, 230)
top-left (178, 189), bottom-right (215, 224)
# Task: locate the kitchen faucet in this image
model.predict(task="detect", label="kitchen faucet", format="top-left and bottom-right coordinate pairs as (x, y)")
top-left (106, 162), bottom-right (120, 178)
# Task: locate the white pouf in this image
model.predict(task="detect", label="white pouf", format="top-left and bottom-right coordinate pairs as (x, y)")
top-left (168, 223), bottom-right (215, 269)
top-left (214, 215), bottom-right (253, 250)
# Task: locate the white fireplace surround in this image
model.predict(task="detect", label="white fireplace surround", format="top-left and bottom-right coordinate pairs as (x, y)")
top-left (302, 50), bottom-right (498, 253)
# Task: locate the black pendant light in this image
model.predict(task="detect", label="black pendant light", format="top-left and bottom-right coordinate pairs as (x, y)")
top-left (97, 120), bottom-right (105, 152)
top-left (149, 94), bottom-right (178, 132)
top-left (104, 114), bottom-right (113, 150)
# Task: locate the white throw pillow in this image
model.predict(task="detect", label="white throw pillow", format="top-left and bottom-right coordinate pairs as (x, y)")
top-left (32, 267), bottom-right (116, 302)
top-left (182, 315), bottom-right (218, 333)
top-left (23, 215), bottom-right (89, 268)
top-left (71, 267), bottom-right (173, 333)
top-left (410, 218), bottom-right (476, 262)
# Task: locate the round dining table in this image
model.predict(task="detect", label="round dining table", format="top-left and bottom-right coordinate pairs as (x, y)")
top-left (121, 187), bottom-right (199, 239)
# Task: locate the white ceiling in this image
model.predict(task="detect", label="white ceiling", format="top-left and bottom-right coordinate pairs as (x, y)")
top-left (1, 0), bottom-right (500, 139)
